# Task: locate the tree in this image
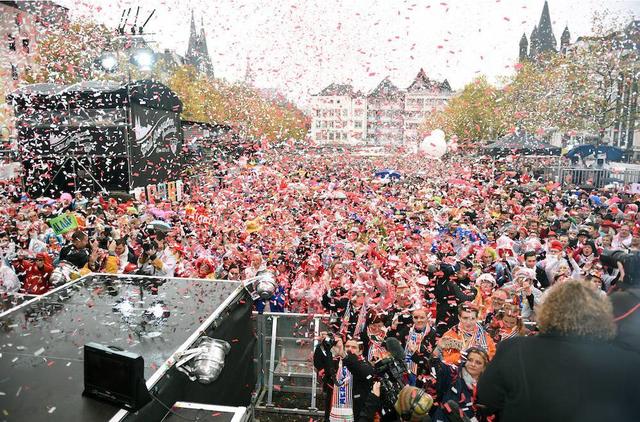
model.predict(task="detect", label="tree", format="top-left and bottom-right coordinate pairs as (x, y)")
top-left (166, 65), bottom-right (309, 143)
top-left (30, 22), bottom-right (113, 84)
top-left (422, 76), bottom-right (507, 144)
top-left (563, 12), bottom-right (638, 145)
top-left (499, 11), bottom-right (637, 145)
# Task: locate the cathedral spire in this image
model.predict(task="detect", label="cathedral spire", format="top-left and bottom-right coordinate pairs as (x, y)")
top-left (187, 10), bottom-right (197, 57)
top-left (536, 0), bottom-right (557, 54)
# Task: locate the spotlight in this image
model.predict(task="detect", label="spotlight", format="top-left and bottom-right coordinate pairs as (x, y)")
top-left (130, 47), bottom-right (155, 71)
top-left (175, 337), bottom-right (231, 384)
top-left (243, 270), bottom-right (277, 300)
top-left (98, 52), bottom-right (118, 72)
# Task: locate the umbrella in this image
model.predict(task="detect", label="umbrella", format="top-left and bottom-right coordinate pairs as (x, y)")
top-left (565, 144), bottom-right (624, 162)
top-left (374, 169), bottom-right (401, 179)
top-left (148, 220), bottom-right (172, 232)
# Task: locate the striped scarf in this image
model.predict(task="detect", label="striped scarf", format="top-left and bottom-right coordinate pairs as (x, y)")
top-left (330, 359), bottom-right (354, 422)
top-left (473, 322), bottom-right (489, 351)
top-left (367, 335), bottom-right (385, 362)
top-left (353, 302), bottom-right (367, 338)
top-left (404, 327), bottom-right (426, 375)
top-left (338, 301), bottom-right (351, 338)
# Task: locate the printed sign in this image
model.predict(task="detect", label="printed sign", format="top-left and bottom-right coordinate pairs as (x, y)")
top-left (48, 213), bottom-right (78, 235)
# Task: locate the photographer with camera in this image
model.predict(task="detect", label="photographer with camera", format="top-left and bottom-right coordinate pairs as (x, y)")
top-left (313, 332), bottom-right (350, 421)
top-left (342, 339), bottom-right (376, 419)
top-left (601, 250), bottom-right (640, 354)
top-left (356, 337), bottom-right (435, 422)
top-left (137, 232), bottom-right (176, 277)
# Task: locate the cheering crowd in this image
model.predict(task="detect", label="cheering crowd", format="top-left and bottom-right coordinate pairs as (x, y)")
top-left (1, 147), bottom-right (640, 421)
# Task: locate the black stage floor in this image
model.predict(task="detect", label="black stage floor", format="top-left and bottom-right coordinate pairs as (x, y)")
top-left (0, 274), bottom-right (241, 422)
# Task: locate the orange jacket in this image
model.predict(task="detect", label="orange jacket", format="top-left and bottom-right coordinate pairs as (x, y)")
top-left (441, 325), bottom-right (496, 365)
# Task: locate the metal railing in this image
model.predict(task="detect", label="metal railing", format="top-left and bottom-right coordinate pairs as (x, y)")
top-left (253, 312), bottom-right (331, 417)
top-left (539, 167), bottom-right (640, 188)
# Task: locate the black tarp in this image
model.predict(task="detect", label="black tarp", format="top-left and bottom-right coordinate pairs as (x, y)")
top-left (7, 80), bottom-right (184, 196)
top-left (484, 132), bottom-right (561, 156)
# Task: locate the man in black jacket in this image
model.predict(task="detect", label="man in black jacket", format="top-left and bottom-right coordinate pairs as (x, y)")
top-left (434, 262), bottom-right (477, 336)
top-left (313, 332), bottom-right (341, 421)
top-left (58, 230), bottom-right (92, 269)
top-left (602, 250), bottom-right (640, 354)
top-left (343, 338), bottom-right (375, 419)
top-left (477, 280), bottom-right (640, 422)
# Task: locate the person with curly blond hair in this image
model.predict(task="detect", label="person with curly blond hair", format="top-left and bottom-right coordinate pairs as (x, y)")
top-left (477, 280), bottom-right (640, 422)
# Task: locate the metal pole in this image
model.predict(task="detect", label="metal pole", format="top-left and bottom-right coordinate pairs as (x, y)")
top-left (310, 315), bottom-right (320, 411)
top-left (266, 315), bottom-right (278, 407)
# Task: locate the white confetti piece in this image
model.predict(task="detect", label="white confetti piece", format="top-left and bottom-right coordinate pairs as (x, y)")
top-left (50, 330), bottom-right (61, 334)
top-left (48, 406), bottom-right (56, 414)
top-left (34, 347), bottom-right (45, 356)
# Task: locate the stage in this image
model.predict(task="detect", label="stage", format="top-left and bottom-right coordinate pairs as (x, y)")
top-left (0, 274), bottom-right (255, 421)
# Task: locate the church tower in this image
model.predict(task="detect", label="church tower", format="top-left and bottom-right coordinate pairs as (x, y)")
top-left (185, 11), bottom-right (214, 78)
top-left (519, 33), bottom-right (529, 62)
top-left (560, 25), bottom-right (571, 54)
top-left (529, 25), bottom-right (539, 58)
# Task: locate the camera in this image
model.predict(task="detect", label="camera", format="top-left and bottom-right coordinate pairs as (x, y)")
top-left (374, 356), bottom-right (408, 412)
top-left (600, 250), bottom-right (640, 286)
top-left (323, 332), bottom-right (337, 349)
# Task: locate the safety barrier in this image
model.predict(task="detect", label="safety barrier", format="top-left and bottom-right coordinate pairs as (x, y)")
top-left (540, 167), bottom-right (640, 188)
top-left (252, 312), bottom-right (332, 417)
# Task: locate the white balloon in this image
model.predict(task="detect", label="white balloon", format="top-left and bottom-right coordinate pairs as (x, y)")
top-left (419, 129), bottom-right (447, 158)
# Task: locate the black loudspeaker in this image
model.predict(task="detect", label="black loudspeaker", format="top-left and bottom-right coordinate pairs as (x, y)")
top-left (83, 343), bottom-right (152, 411)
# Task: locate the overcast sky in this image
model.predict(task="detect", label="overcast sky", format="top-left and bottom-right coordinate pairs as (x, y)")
top-left (58, 0), bottom-right (639, 105)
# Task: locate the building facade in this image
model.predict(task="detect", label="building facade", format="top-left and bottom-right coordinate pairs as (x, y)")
top-left (403, 69), bottom-right (453, 143)
top-left (0, 1), bottom-right (69, 149)
top-left (311, 71), bottom-right (453, 145)
top-left (309, 84), bottom-right (367, 144)
top-left (606, 20), bottom-right (639, 157)
top-left (366, 77), bottom-right (405, 144)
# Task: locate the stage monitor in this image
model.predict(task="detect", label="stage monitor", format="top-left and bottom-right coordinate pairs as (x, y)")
top-left (83, 342), bottom-right (152, 411)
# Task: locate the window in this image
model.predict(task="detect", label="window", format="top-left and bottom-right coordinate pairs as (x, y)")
top-left (7, 34), bottom-right (15, 51)
top-left (354, 121), bottom-right (362, 128)
top-left (22, 38), bottom-right (29, 54)
top-left (11, 64), bottom-right (18, 80)
top-left (342, 132), bottom-right (347, 140)
top-left (315, 120), bottom-right (321, 128)
top-left (315, 110), bottom-right (320, 117)
top-left (343, 109), bottom-right (348, 117)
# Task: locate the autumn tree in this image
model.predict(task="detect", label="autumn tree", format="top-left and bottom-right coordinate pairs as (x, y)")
top-left (30, 22), bottom-right (113, 84)
top-left (422, 76), bottom-right (507, 144)
top-left (167, 65), bottom-right (309, 143)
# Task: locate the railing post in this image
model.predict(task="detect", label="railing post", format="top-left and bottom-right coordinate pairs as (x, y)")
top-left (310, 315), bottom-right (321, 411)
top-left (266, 315), bottom-right (278, 407)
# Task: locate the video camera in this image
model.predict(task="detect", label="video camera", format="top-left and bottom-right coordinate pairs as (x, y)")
top-left (373, 338), bottom-right (408, 413)
top-left (600, 250), bottom-right (640, 286)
